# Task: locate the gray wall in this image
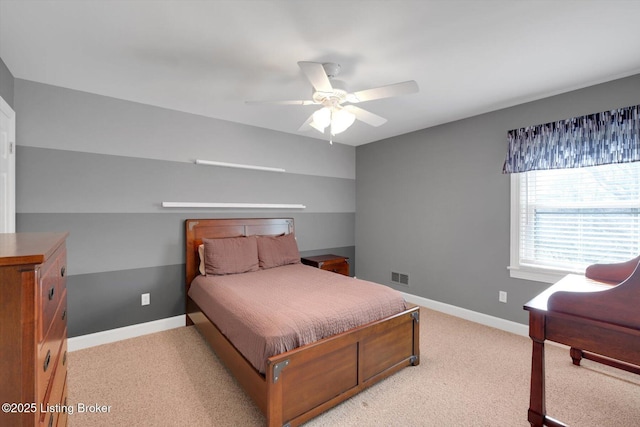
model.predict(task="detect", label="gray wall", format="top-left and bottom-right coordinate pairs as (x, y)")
top-left (0, 57), bottom-right (14, 108)
top-left (14, 79), bottom-right (356, 337)
top-left (356, 73), bottom-right (640, 325)
top-left (10, 58), bottom-right (640, 336)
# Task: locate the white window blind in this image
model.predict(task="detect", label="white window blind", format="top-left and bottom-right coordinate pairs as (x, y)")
top-left (512, 162), bottom-right (640, 280)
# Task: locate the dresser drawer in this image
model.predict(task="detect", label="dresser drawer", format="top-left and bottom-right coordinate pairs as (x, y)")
top-left (58, 378), bottom-right (69, 427)
top-left (41, 411), bottom-right (57, 427)
top-left (39, 338), bottom-right (67, 425)
top-left (39, 245), bottom-right (67, 342)
top-left (37, 296), bottom-right (67, 406)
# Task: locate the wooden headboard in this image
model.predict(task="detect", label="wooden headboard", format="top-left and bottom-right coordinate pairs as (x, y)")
top-left (184, 218), bottom-right (294, 287)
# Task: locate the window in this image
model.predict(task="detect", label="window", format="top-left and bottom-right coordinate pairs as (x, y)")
top-left (510, 162), bottom-right (640, 283)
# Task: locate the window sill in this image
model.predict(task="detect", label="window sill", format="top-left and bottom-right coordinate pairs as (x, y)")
top-left (508, 266), bottom-right (580, 284)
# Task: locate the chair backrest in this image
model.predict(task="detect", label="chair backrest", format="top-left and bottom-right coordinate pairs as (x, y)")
top-left (585, 255), bottom-right (640, 285)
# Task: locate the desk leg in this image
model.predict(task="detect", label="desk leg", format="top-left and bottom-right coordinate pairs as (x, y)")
top-left (528, 312), bottom-right (546, 427)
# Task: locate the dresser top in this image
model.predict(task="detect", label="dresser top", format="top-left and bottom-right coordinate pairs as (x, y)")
top-left (0, 232), bottom-right (68, 267)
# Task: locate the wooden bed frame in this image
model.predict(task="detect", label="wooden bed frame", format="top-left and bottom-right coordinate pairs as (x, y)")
top-left (185, 218), bottom-right (420, 427)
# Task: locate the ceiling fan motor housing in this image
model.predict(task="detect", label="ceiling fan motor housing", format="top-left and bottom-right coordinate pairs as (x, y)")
top-left (312, 79), bottom-right (349, 106)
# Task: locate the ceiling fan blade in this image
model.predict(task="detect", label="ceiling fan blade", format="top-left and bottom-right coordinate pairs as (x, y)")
top-left (348, 80), bottom-right (419, 103)
top-left (343, 105), bottom-right (387, 127)
top-left (298, 114), bottom-right (314, 131)
top-left (245, 99), bottom-right (317, 106)
top-left (298, 61), bottom-right (333, 93)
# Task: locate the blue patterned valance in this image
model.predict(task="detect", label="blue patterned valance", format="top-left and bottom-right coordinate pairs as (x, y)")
top-left (502, 104), bottom-right (640, 173)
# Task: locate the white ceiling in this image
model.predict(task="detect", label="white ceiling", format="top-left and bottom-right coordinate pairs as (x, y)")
top-left (2, 0), bottom-right (640, 146)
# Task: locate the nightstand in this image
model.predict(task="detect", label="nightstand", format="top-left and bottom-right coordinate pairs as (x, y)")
top-left (301, 254), bottom-right (350, 276)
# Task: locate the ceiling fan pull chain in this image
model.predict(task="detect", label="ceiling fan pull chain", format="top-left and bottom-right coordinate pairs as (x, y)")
top-left (329, 117), bottom-right (333, 144)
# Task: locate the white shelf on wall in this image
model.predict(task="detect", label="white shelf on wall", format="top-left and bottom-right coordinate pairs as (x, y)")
top-left (194, 159), bottom-right (286, 173)
top-left (161, 202), bottom-right (306, 209)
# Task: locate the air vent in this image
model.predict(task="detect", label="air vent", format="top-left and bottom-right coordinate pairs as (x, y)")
top-left (399, 273), bottom-right (409, 285)
top-left (391, 271), bottom-right (409, 286)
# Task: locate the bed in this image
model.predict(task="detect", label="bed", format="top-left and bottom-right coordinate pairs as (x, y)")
top-left (185, 218), bottom-right (420, 427)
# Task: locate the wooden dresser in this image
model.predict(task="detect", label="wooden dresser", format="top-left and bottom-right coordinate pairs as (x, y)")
top-left (301, 254), bottom-right (350, 276)
top-left (0, 233), bottom-right (69, 427)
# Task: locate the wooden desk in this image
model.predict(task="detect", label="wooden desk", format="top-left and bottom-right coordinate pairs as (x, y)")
top-left (524, 272), bottom-right (640, 427)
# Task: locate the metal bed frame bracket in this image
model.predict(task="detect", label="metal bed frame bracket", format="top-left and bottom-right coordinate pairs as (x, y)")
top-left (411, 311), bottom-right (420, 323)
top-left (272, 359), bottom-right (290, 383)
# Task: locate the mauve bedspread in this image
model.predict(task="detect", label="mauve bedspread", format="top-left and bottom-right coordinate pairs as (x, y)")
top-left (188, 263), bottom-right (406, 373)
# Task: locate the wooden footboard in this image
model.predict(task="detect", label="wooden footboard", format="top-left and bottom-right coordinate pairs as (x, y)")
top-left (188, 297), bottom-right (420, 427)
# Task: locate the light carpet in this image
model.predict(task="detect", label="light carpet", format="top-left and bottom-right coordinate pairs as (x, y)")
top-left (67, 307), bottom-right (640, 426)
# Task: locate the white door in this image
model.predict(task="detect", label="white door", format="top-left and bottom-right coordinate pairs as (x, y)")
top-left (0, 95), bottom-right (16, 233)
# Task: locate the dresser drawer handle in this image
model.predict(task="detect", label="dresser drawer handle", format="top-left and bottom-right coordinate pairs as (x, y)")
top-left (60, 266), bottom-right (66, 277)
top-left (62, 309), bottom-right (67, 321)
top-left (63, 350), bottom-right (67, 366)
top-left (43, 350), bottom-right (51, 372)
top-left (48, 286), bottom-right (55, 301)
top-left (48, 413), bottom-right (54, 427)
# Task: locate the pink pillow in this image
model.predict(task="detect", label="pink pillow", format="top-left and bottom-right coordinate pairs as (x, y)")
top-left (257, 233), bottom-right (301, 269)
top-left (203, 236), bottom-right (259, 275)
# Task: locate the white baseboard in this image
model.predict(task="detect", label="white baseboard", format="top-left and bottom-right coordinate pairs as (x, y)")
top-left (401, 292), bottom-right (529, 337)
top-left (68, 296), bottom-right (528, 352)
top-left (68, 315), bottom-right (186, 352)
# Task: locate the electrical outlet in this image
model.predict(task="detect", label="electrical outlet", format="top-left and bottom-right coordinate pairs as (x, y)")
top-left (499, 291), bottom-right (507, 303)
top-left (141, 293), bottom-right (150, 306)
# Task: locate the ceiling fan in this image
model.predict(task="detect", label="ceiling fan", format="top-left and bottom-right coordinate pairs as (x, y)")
top-left (247, 62), bottom-right (419, 143)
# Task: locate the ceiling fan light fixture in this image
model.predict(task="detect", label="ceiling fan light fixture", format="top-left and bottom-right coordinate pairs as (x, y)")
top-left (330, 108), bottom-right (356, 135)
top-left (312, 107), bottom-right (331, 131)
top-left (309, 120), bottom-right (326, 133)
